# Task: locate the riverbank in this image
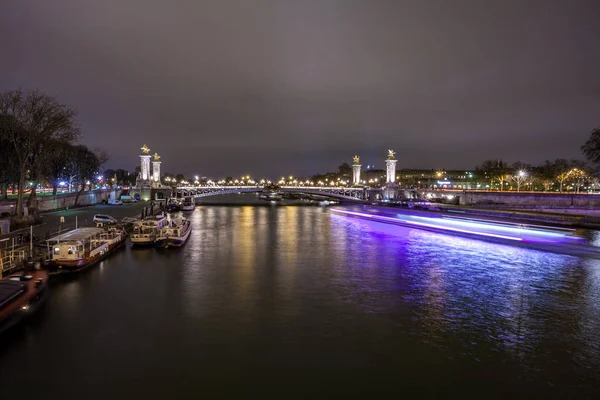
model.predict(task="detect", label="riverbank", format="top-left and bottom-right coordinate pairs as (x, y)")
top-left (0, 188), bottom-right (121, 216)
top-left (0, 202), bottom-right (148, 254)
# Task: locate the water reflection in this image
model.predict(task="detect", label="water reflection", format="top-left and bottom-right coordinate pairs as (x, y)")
top-left (1, 206), bottom-right (600, 397)
top-left (332, 214), bottom-right (600, 374)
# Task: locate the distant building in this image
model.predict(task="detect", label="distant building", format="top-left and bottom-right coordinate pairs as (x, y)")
top-left (398, 169), bottom-right (476, 189)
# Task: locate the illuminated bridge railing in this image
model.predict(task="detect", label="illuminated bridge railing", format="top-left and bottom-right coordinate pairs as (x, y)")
top-left (280, 187), bottom-right (365, 201)
top-left (192, 188), bottom-right (260, 198)
top-left (173, 186), bottom-right (366, 201)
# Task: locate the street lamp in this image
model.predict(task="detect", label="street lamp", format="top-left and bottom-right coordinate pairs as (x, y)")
top-left (511, 170), bottom-right (527, 192)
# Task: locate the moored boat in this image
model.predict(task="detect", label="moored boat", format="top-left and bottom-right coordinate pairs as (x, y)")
top-left (181, 197), bottom-right (195, 211)
top-left (155, 216), bottom-right (192, 248)
top-left (259, 192), bottom-right (283, 202)
top-left (45, 227), bottom-right (126, 272)
top-left (0, 269), bottom-right (49, 334)
top-left (130, 215), bottom-right (168, 246)
top-left (166, 197), bottom-right (181, 212)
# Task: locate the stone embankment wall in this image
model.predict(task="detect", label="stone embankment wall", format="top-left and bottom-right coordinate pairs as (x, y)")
top-left (462, 192), bottom-right (600, 207)
top-left (0, 189), bottom-right (122, 215)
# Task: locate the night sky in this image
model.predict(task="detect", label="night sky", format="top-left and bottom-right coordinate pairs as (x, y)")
top-left (2, 0), bottom-right (599, 178)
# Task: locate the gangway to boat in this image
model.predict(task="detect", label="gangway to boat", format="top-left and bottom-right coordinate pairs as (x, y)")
top-left (0, 249), bottom-right (27, 277)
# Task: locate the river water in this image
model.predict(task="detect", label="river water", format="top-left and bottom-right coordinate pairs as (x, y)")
top-left (1, 205), bottom-right (600, 398)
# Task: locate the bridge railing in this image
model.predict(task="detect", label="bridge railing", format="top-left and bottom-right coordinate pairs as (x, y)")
top-left (280, 188), bottom-right (365, 201)
top-left (174, 185), bottom-right (366, 201)
top-left (193, 188), bottom-right (260, 198)
top-left (176, 185), bottom-right (364, 190)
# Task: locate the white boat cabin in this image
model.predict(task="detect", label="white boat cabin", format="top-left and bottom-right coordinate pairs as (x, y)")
top-left (46, 228), bottom-right (122, 261)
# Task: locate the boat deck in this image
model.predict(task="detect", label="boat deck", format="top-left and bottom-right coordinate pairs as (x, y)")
top-left (0, 281), bottom-right (27, 310)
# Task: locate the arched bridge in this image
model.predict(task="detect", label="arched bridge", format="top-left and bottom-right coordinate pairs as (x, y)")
top-left (173, 186), bottom-right (367, 202)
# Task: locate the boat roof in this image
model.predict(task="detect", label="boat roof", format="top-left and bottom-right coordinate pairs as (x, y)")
top-left (46, 227), bottom-right (105, 243)
top-left (144, 215), bottom-right (166, 220)
top-left (0, 280), bottom-right (26, 310)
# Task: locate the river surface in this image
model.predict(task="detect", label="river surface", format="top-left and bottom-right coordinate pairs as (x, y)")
top-left (1, 205), bottom-right (600, 398)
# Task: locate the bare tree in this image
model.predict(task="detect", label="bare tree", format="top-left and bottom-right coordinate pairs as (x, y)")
top-left (569, 168), bottom-right (586, 193)
top-left (589, 177), bottom-right (600, 193)
top-left (94, 147), bottom-right (110, 169)
top-left (581, 127), bottom-right (600, 165)
top-left (42, 140), bottom-right (76, 195)
top-left (70, 145), bottom-right (107, 206)
top-left (0, 133), bottom-right (19, 199)
top-left (495, 173), bottom-right (511, 191)
top-left (0, 90), bottom-right (80, 218)
top-left (509, 171), bottom-right (529, 192)
top-left (540, 179), bottom-right (554, 192)
top-left (556, 171), bottom-right (570, 192)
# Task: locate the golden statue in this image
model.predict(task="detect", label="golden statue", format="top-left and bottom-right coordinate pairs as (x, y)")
top-left (387, 149), bottom-right (396, 160)
top-left (353, 155), bottom-right (360, 164)
top-left (141, 144), bottom-right (150, 155)
top-left (153, 153), bottom-right (161, 162)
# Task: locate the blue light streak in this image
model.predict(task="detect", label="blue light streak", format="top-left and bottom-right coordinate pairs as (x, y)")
top-left (409, 215), bottom-right (580, 240)
top-left (331, 209), bottom-right (524, 241)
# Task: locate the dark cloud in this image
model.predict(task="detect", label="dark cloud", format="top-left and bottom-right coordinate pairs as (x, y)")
top-left (1, 0), bottom-right (599, 177)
